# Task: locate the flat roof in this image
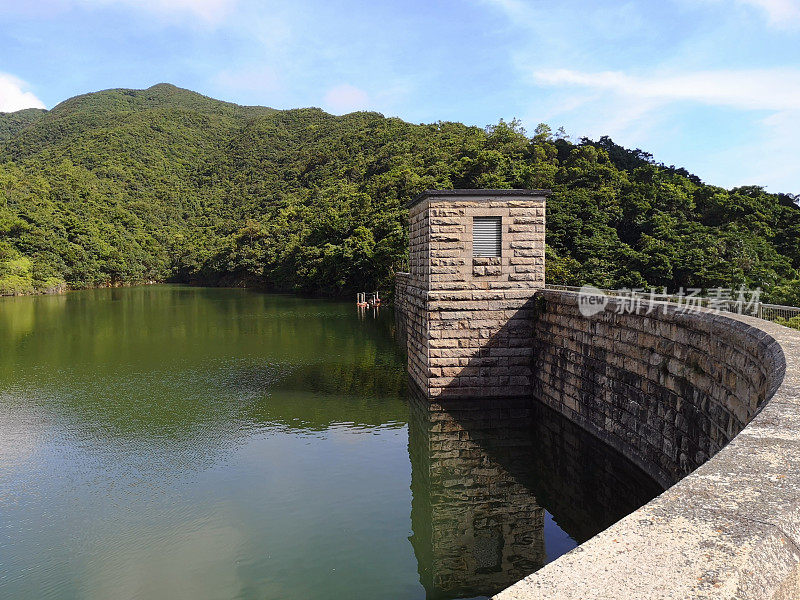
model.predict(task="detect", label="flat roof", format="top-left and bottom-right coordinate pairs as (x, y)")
top-left (406, 189), bottom-right (551, 209)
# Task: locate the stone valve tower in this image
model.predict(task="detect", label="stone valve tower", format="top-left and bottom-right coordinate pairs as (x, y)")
top-left (395, 189), bottom-right (549, 399)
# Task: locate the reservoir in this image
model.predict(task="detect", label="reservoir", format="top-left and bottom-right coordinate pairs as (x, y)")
top-left (0, 286), bottom-right (661, 599)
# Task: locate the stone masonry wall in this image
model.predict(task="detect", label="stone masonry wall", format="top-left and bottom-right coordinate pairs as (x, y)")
top-left (395, 272), bottom-right (428, 393)
top-left (495, 292), bottom-right (800, 600)
top-left (422, 196), bottom-right (545, 292)
top-left (399, 190), bottom-right (548, 399)
top-left (408, 197), bottom-right (430, 287)
top-left (531, 290), bottom-right (784, 488)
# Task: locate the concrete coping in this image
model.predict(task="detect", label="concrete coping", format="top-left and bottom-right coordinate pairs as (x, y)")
top-left (495, 289), bottom-right (800, 600)
top-left (405, 188), bottom-right (551, 209)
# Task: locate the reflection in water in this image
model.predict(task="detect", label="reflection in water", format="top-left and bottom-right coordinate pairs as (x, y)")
top-left (408, 388), bottom-right (663, 599)
top-left (0, 287), bottom-right (416, 600)
top-left (0, 287), bottom-right (662, 600)
top-left (409, 394), bottom-right (546, 600)
top-left (357, 303), bottom-right (383, 322)
top-left (522, 401), bottom-right (664, 546)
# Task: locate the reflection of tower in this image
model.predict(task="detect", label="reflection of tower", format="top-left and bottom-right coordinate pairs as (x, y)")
top-left (407, 382), bottom-right (664, 599)
top-left (408, 388), bottom-right (547, 599)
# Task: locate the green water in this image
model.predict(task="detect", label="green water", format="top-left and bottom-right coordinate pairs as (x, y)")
top-left (0, 286), bottom-right (661, 600)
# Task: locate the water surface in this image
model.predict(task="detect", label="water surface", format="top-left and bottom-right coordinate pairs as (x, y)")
top-left (0, 286), bottom-right (661, 599)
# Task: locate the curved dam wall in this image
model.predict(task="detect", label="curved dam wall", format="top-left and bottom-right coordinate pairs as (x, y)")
top-left (530, 289), bottom-right (784, 489)
top-left (498, 290), bottom-right (800, 600)
top-left (395, 285), bottom-right (800, 598)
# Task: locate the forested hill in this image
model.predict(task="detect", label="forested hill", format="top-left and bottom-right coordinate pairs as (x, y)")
top-left (1, 83), bottom-right (799, 304)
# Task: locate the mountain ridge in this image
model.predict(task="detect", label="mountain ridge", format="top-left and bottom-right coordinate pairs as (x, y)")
top-left (0, 84), bottom-right (798, 308)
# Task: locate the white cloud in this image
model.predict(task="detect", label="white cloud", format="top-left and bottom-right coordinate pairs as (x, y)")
top-left (0, 73), bottom-right (45, 112)
top-left (733, 0), bottom-right (800, 28)
top-left (531, 68), bottom-right (800, 111)
top-left (530, 67), bottom-right (800, 191)
top-left (322, 84), bottom-right (369, 114)
top-left (688, 0), bottom-right (800, 29)
top-left (76, 0), bottom-right (237, 23)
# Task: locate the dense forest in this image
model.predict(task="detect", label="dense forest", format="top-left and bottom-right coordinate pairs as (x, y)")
top-left (1, 83), bottom-right (799, 307)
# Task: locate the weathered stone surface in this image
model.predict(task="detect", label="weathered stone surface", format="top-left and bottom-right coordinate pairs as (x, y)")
top-left (398, 189), bottom-right (800, 599)
top-left (397, 189), bottom-right (548, 397)
top-left (493, 293), bottom-right (800, 600)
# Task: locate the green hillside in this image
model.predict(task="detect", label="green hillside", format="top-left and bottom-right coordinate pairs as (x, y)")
top-left (1, 83), bottom-right (799, 304)
top-left (0, 108), bottom-right (47, 144)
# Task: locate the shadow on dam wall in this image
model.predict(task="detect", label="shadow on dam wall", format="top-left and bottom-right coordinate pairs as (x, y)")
top-left (407, 383), bottom-right (663, 600)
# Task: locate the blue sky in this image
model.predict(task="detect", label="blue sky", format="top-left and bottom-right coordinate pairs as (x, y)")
top-left (0, 0), bottom-right (798, 193)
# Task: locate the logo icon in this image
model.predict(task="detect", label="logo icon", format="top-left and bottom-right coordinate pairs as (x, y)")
top-left (578, 285), bottom-right (608, 317)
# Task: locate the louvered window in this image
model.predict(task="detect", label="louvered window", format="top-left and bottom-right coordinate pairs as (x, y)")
top-left (472, 216), bottom-right (502, 257)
